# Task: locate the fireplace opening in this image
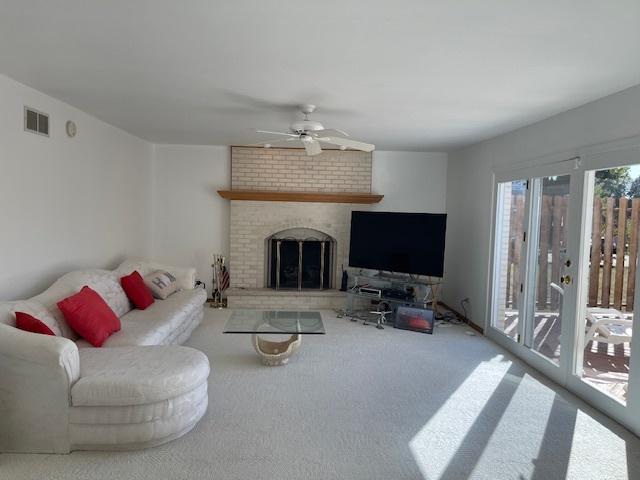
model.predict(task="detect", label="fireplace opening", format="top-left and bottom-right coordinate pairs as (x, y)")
top-left (267, 229), bottom-right (334, 290)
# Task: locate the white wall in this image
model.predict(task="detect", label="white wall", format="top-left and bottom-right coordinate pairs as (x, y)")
top-left (371, 151), bottom-right (447, 213)
top-left (151, 145), bottom-right (230, 296)
top-left (443, 83), bottom-right (640, 327)
top-left (0, 74), bottom-right (153, 300)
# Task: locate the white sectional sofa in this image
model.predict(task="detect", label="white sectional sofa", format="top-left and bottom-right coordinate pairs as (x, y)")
top-left (0, 259), bottom-right (209, 453)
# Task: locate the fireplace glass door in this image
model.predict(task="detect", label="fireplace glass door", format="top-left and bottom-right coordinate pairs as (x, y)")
top-left (269, 239), bottom-right (332, 290)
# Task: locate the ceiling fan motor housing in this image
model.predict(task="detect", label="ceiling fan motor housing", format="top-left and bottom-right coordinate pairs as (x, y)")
top-left (290, 120), bottom-right (324, 134)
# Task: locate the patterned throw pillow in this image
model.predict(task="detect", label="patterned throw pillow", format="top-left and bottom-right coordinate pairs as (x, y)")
top-left (144, 270), bottom-right (179, 300)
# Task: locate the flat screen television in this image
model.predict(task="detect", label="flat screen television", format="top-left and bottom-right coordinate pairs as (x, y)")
top-left (348, 211), bottom-right (447, 277)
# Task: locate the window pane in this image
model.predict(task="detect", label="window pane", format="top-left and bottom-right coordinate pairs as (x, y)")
top-left (493, 180), bottom-right (526, 340)
top-left (531, 175), bottom-right (570, 364)
top-left (579, 166), bottom-right (635, 404)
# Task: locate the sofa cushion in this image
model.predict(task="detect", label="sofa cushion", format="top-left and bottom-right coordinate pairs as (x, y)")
top-left (120, 271), bottom-right (154, 310)
top-left (58, 287), bottom-right (121, 347)
top-left (57, 270), bottom-right (132, 318)
top-left (15, 311), bottom-right (56, 336)
top-left (72, 345), bottom-right (210, 406)
top-left (11, 301), bottom-right (62, 336)
top-left (29, 279), bottom-right (80, 340)
top-left (144, 270), bottom-right (178, 300)
top-left (30, 269), bottom-right (132, 340)
top-left (74, 288), bottom-right (206, 348)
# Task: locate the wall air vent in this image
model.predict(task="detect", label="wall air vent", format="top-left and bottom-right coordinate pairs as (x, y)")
top-left (24, 106), bottom-right (49, 136)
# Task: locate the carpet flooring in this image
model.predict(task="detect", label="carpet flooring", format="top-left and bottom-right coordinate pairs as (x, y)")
top-left (1, 309), bottom-right (640, 479)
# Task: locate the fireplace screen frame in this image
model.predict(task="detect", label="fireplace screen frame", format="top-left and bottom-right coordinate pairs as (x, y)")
top-left (266, 230), bottom-right (335, 291)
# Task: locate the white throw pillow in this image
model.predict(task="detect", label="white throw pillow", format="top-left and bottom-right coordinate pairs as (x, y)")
top-left (117, 259), bottom-right (195, 290)
top-left (144, 270), bottom-right (178, 300)
top-left (12, 301), bottom-right (63, 337)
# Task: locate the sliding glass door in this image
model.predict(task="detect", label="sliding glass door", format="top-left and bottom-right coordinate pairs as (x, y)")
top-left (527, 174), bottom-right (571, 365)
top-left (490, 143), bottom-right (640, 432)
top-left (490, 166), bottom-right (579, 381)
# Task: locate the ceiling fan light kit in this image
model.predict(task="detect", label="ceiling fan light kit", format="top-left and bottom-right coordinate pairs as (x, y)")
top-left (254, 104), bottom-right (375, 156)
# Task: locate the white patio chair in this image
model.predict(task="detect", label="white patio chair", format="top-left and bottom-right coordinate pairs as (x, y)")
top-left (549, 282), bottom-right (633, 346)
top-left (584, 308), bottom-right (633, 345)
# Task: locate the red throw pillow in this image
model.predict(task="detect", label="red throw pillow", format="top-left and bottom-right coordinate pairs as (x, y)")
top-left (15, 311), bottom-right (56, 336)
top-left (120, 270), bottom-right (155, 310)
top-left (57, 286), bottom-right (121, 347)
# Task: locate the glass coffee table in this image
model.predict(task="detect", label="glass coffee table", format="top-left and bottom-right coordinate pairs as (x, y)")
top-left (223, 310), bottom-right (325, 366)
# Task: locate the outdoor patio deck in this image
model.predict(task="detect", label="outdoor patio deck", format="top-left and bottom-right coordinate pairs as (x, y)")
top-left (503, 311), bottom-right (630, 403)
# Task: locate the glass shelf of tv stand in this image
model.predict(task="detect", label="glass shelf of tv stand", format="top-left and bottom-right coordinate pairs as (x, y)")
top-left (343, 271), bottom-right (442, 320)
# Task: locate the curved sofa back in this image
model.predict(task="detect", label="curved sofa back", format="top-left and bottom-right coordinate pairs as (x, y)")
top-left (0, 268), bottom-right (132, 338)
top-left (0, 259), bottom-right (197, 334)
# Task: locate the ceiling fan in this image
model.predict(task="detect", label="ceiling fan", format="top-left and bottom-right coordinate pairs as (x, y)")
top-left (254, 104), bottom-right (375, 156)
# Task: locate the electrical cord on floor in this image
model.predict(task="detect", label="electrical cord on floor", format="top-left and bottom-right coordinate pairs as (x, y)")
top-left (435, 298), bottom-right (471, 327)
top-left (435, 306), bottom-right (464, 327)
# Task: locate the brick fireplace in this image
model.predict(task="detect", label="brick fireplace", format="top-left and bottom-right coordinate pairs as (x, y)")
top-left (221, 146), bottom-right (380, 309)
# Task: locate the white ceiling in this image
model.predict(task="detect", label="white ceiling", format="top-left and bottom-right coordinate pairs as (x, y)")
top-left (2, 1), bottom-right (640, 151)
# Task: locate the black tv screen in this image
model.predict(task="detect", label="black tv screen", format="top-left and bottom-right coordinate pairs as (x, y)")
top-left (348, 211), bottom-right (447, 277)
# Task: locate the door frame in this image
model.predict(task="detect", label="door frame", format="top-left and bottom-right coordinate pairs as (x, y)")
top-left (486, 136), bottom-right (640, 435)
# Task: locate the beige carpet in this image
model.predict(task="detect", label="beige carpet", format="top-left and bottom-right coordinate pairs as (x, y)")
top-left (1, 309), bottom-right (639, 479)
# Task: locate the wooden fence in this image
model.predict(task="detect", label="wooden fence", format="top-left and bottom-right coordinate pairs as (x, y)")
top-left (505, 196), bottom-right (640, 312)
top-left (588, 197), bottom-right (640, 311)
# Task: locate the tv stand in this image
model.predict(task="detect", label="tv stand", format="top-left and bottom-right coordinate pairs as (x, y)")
top-left (344, 271), bottom-right (442, 321)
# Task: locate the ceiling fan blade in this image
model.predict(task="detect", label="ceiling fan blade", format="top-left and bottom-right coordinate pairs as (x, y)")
top-left (315, 128), bottom-right (350, 137)
top-left (316, 136), bottom-right (375, 152)
top-left (252, 137), bottom-right (299, 148)
top-left (303, 138), bottom-right (322, 156)
top-left (255, 130), bottom-right (298, 137)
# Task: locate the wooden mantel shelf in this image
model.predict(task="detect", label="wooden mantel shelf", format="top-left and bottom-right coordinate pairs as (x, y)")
top-left (217, 190), bottom-right (384, 204)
